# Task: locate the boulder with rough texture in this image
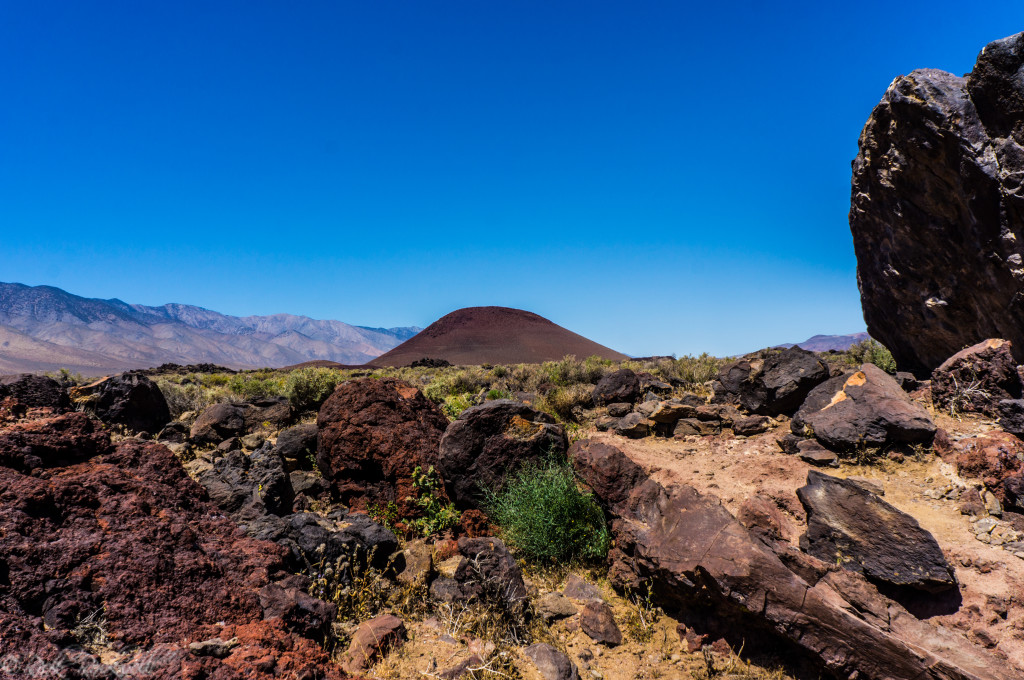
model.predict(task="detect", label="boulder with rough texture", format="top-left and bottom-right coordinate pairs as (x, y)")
top-left (614, 411), bottom-right (651, 438)
top-left (317, 378), bottom-right (448, 512)
top-left (712, 346), bottom-right (830, 416)
top-left (931, 339), bottom-right (1023, 416)
top-left (438, 399), bottom-right (566, 508)
top-left (0, 374), bottom-right (69, 410)
top-left (792, 364), bottom-right (935, 450)
top-left (592, 369), bottom-right (641, 406)
top-left (81, 372), bottom-right (171, 433)
top-left (190, 396), bottom-right (294, 446)
top-left (0, 415), bottom-right (344, 679)
top-left (797, 470), bottom-right (956, 592)
top-left (999, 398), bottom-right (1024, 437)
top-left (341, 614), bottom-right (406, 675)
top-left (274, 422), bottom-right (318, 470)
top-left (0, 412), bottom-right (111, 472)
top-left (430, 537), bottom-right (528, 616)
top-left (580, 601), bottom-right (622, 646)
top-left (850, 32), bottom-right (1024, 375)
top-left (525, 643), bottom-right (580, 680)
top-left (571, 438), bottom-right (1011, 680)
top-left (953, 431), bottom-right (1024, 508)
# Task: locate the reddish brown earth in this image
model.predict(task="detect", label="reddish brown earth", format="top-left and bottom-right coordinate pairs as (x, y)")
top-left (366, 307), bottom-right (628, 367)
top-left (0, 410), bottom-right (348, 679)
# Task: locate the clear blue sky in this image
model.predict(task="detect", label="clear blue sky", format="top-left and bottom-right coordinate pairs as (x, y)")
top-left (1, 2), bottom-right (1021, 357)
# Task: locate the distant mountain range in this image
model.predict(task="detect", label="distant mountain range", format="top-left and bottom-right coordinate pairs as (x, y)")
top-left (778, 332), bottom-right (870, 352)
top-left (0, 282), bottom-right (419, 375)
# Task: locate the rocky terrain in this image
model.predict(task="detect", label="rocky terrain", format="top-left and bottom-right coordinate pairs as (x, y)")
top-left (0, 282), bottom-right (418, 374)
top-left (367, 307), bottom-right (628, 367)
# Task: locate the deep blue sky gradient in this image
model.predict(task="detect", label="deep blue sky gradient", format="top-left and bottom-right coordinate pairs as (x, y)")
top-left (2, 2), bottom-right (1022, 356)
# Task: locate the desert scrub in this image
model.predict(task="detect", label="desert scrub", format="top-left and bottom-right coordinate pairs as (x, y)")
top-left (537, 384), bottom-right (594, 423)
top-left (441, 393), bottom-right (473, 419)
top-left (228, 370), bottom-right (287, 399)
top-left (407, 465), bottom-right (461, 537)
top-left (672, 353), bottom-right (728, 387)
top-left (285, 367), bottom-right (343, 412)
top-left (484, 456), bottom-right (610, 564)
top-left (542, 355), bottom-right (611, 386)
top-left (839, 338), bottom-right (897, 374)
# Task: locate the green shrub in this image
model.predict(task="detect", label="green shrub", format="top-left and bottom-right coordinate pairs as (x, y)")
top-left (673, 353), bottom-right (727, 386)
top-left (537, 384), bottom-right (593, 422)
top-left (486, 388), bottom-right (513, 400)
top-left (843, 339), bottom-right (897, 374)
top-left (227, 372), bottom-right (287, 400)
top-left (441, 393), bottom-right (473, 419)
top-left (285, 367), bottom-right (342, 412)
top-left (407, 465), bottom-right (461, 537)
top-left (484, 457), bottom-right (610, 564)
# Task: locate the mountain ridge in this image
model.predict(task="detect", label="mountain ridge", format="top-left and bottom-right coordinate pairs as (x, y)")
top-left (0, 282), bottom-right (419, 374)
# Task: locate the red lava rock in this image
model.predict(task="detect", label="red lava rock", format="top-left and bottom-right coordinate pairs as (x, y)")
top-left (931, 339), bottom-right (1023, 417)
top-left (458, 508), bottom-right (491, 537)
top-left (0, 414), bottom-right (343, 679)
top-left (317, 378), bottom-right (448, 513)
top-left (579, 601), bottom-right (622, 646)
top-left (955, 431), bottom-right (1024, 504)
top-left (341, 614), bottom-right (406, 675)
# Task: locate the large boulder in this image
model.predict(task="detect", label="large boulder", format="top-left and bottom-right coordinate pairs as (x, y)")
top-left (931, 339), bottom-right (1023, 416)
top-left (797, 470), bottom-right (956, 592)
top-left (851, 32), bottom-right (1024, 376)
top-left (191, 396), bottom-right (294, 447)
top-left (274, 422), bottom-right (319, 471)
top-left (0, 374), bottom-right (69, 410)
top-left (429, 537), bottom-right (528, 617)
top-left (592, 369), bottom-right (641, 406)
top-left (79, 372), bottom-right (171, 434)
top-left (712, 346), bottom-right (830, 416)
top-left (316, 378), bottom-right (448, 512)
top-left (0, 414), bottom-right (344, 678)
top-left (438, 399), bottom-right (567, 508)
top-left (791, 364), bottom-right (935, 450)
top-left (571, 439), bottom-right (1012, 680)
top-left (0, 412), bottom-right (111, 472)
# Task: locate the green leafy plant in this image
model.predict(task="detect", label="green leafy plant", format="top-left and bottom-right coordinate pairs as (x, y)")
top-left (368, 500), bottom-right (399, 533)
top-left (842, 338), bottom-right (897, 374)
top-left (285, 367), bottom-right (342, 412)
top-left (441, 393), bottom-right (473, 419)
top-left (407, 465), bottom-right (461, 537)
top-left (484, 456), bottom-right (610, 563)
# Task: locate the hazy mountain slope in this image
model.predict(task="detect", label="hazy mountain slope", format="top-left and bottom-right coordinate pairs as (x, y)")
top-left (0, 282), bottom-right (418, 374)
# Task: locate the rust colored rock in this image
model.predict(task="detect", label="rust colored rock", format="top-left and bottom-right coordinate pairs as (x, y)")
top-left (0, 373), bottom-right (69, 410)
top-left (580, 601), bottom-right (621, 646)
top-left (569, 439), bottom-right (647, 510)
top-left (0, 414), bottom-right (343, 678)
top-left (438, 400), bottom-right (566, 509)
top-left (341, 614), bottom-right (406, 675)
top-left (954, 431), bottom-right (1024, 506)
top-left (931, 339), bottom-right (1023, 416)
top-left (792, 364), bottom-right (935, 450)
top-left (317, 378), bottom-right (448, 512)
top-left (736, 495), bottom-right (788, 541)
top-left (0, 411), bottom-right (111, 471)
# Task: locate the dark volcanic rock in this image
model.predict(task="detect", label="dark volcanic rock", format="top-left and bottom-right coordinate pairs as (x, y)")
top-left (525, 643), bottom-right (580, 680)
top-left (275, 422), bottom-right (319, 470)
top-left (953, 431), bottom-right (1024, 507)
top-left (931, 339), bottom-right (1023, 416)
top-left (190, 396), bottom-right (294, 446)
top-left (317, 378), bottom-right (448, 513)
top-left (580, 601), bottom-right (622, 646)
top-left (429, 537), bottom-right (528, 617)
top-left (0, 374), bottom-right (69, 410)
top-left (438, 399), bottom-right (566, 509)
top-left (592, 369), bottom-right (641, 406)
top-left (82, 372), bottom-right (171, 433)
top-left (0, 412), bottom-right (111, 472)
top-left (614, 412), bottom-right (650, 439)
top-left (0, 416), bottom-right (343, 679)
top-left (791, 364), bottom-right (935, 450)
top-left (851, 32), bottom-right (1024, 375)
top-left (572, 438), bottom-right (1008, 680)
top-left (712, 347), bottom-right (829, 416)
top-left (797, 470), bottom-right (956, 592)
top-left (998, 398), bottom-right (1024, 437)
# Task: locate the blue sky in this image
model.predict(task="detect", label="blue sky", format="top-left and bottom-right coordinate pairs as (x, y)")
top-left (1, 2), bottom-right (1021, 357)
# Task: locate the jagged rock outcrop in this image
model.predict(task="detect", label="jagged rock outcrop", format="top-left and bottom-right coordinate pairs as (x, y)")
top-left (797, 470), bottom-right (956, 592)
top-left (851, 32), bottom-right (1024, 375)
top-left (190, 396), bottom-right (294, 446)
top-left (0, 374), bottom-right (69, 411)
top-left (571, 438), bottom-right (1011, 680)
top-left (792, 364), bottom-right (936, 450)
top-left (712, 346), bottom-right (830, 416)
top-left (931, 339), bottom-right (1023, 417)
top-left (0, 413), bottom-right (344, 679)
top-left (438, 400), bottom-right (566, 509)
top-left (317, 377), bottom-right (449, 513)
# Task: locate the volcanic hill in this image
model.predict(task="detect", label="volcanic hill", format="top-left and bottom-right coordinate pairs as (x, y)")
top-left (366, 306), bottom-right (629, 367)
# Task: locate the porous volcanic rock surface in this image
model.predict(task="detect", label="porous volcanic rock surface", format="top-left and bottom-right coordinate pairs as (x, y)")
top-left (317, 377), bottom-right (449, 513)
top-left (932, 339), bottom-right (1024, 417)
top-left (0, 411), bottom-right (345, 679)
top-left (366, 306), bottom-right (627, 367)
top-left (851, 32), bottom-right (1024, 375)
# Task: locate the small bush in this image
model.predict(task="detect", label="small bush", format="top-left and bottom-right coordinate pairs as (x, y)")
top-left (285, 367), bottom-right (342, 412)
top-left (538, 384), bottom-right (593, 422)
top-left (673, 353), bottom-right (728, 386)
top-left (156, 379), bottom-right (215, 418)
top-left (228, 372), bottom-right (287, 400)
top-left (484, 457), bottom-right (610, 564)
top-left (842, 339), bottom-right (897, 374)
top-left (441, 393), bottom-right (473, 419)
top-left (486, 388), bottom-right (513, 400)
top-left (407, 465), bottom-right (461, 537)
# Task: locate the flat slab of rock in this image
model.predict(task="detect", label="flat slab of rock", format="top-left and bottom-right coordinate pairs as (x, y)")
top-left (792, 364), bottom-right (935, 450)
top-left (797, 470), bottom-right (955, 592)
top-left (536, 592), bottom-right (577, 622)
top-left (341, 614), bottom-right (406, 675)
